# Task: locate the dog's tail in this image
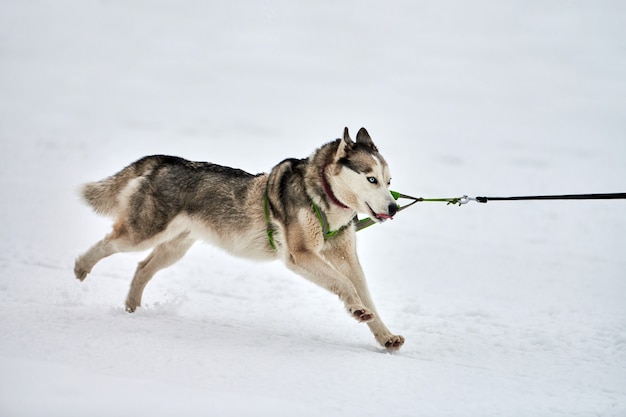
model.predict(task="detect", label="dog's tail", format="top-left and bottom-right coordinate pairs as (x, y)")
top-left (80, 156), bottom-right (159, 217)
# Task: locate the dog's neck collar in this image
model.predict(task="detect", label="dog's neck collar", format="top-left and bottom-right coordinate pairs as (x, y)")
top-left (321, 165), bottom-right (350, 210)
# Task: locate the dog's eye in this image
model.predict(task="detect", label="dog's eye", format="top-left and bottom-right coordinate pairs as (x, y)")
top-left (367, 176), bottom-right (378, 184)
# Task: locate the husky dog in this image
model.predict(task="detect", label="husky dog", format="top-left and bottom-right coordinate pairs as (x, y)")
top-left (75, 127), bottom-right (404, 349)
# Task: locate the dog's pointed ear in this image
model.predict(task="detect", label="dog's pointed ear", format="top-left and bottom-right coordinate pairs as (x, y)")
top-left (356, 127), bottom-right (378, 152)
top-left (343, 127), bottom-right (354, 146)
top-left (337, 127), bottom-right (355, 158)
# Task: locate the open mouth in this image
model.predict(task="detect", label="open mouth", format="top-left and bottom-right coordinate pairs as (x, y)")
top-left (367, 204), bottom-right (394, 223)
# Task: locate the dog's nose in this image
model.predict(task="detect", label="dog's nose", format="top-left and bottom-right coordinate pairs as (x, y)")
top-left (388, 202), bottom-right (398, 217)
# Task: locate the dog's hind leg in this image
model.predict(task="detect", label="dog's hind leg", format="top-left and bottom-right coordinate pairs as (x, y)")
top-left (74, 217), bottom-right (166, 281)
top-left (125, 232), bottom-right (194, 313)
top-left (74, 222), bottom-right (132, 281)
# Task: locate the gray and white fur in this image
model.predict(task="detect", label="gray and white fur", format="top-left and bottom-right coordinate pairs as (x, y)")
top-left (75, 127), bottom-right (404, 350)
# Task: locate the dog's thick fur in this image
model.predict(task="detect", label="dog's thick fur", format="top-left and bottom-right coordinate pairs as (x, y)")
top-left (75, 127), bottom-right (404, 349)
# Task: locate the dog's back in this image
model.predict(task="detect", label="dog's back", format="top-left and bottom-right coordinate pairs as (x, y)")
top-left (82, 155), bottom-right (260, 219)
top-left (80, 155), bottom-right (272, 255)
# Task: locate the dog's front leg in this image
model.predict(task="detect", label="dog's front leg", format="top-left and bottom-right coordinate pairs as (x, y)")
top-left (284, 248), bottom-right (376, 323)
top-left (322, 231), bottom-right (405, 350)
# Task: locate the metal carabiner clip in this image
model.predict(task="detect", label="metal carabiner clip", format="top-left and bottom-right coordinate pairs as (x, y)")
top-left (459, 195), bottom-right (471, 205)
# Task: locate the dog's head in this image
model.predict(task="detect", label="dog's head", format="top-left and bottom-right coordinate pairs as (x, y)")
top-left (328, 127), bottom-right (398, 223)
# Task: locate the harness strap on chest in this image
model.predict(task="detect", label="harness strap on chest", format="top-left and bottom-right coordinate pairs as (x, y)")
top-left (264, 194), bottom-right (345, 250)
top-left (312, 201), bottom-right (345, 239)
top-left (263, 195), bottom-right (277, 250)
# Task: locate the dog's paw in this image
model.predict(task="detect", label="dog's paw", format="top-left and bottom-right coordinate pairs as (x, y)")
top-left (380, 334), bottom-right (405, 350)
top-left (349, 306), bottom-right (376, 323)
top-left (74, 261), bottom-right (89, 281)
top-left (125, 297), bottom-right (139, 313)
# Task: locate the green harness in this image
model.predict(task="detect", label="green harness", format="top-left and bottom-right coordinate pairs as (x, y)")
top-left (264, 195), bottom-right (345, 250)
top-left (263, 190), bottom-right (626, 249)
top-left (263, 190), bottom-right (414, 250)
top-left (263, 195), bottom-right (277, 250)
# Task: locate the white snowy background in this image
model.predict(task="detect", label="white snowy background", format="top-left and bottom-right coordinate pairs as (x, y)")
top-left (1, 1), bottom-right (625, 416)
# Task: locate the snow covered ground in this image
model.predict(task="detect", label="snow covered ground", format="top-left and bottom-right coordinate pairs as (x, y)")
top-left (1, 1), bottom-right (625, 415)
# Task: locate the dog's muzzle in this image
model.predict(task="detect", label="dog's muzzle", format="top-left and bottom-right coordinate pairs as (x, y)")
top-left (371, 202), bottom-right (398, 222)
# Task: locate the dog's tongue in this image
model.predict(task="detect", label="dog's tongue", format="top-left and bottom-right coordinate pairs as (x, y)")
top-left (376, 213), bottom-right (394, 221)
